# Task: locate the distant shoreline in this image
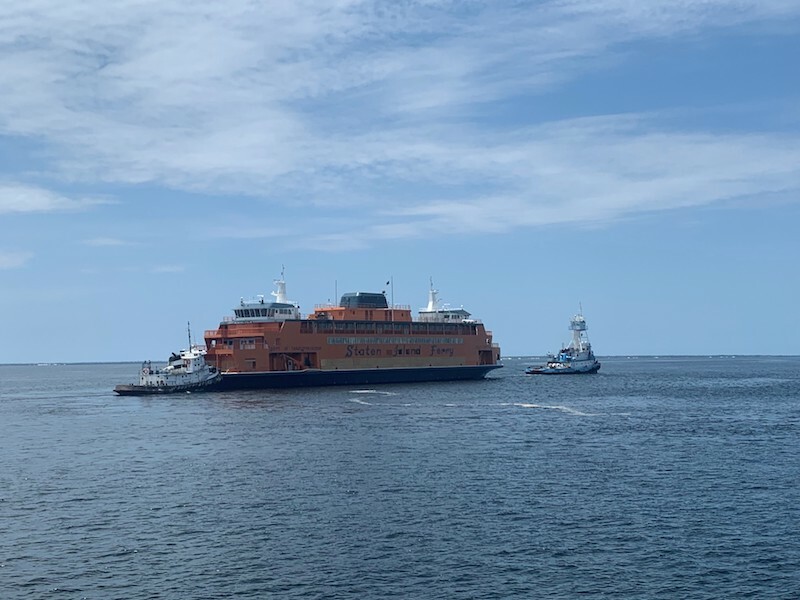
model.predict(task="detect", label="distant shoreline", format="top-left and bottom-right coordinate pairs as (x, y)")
top-left (2, 355), bottom-right (799, 367)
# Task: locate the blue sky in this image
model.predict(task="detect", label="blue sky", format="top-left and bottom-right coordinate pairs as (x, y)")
top-left (1, 0), bottom-right (799, 363)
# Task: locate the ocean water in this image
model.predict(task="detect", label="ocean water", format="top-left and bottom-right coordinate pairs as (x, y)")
top-left (1, 356), bottom-right (799, 599)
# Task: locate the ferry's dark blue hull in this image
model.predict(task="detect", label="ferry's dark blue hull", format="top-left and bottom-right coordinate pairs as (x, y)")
top-left (216, 364), bottom-right (503, 390)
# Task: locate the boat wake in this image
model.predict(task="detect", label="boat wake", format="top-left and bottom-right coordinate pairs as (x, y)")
top-left (512, 403), bottom-right (597, 417)
top-left (349, 389), bottom-right (398, 396)
top-left (349, 398), bottom-right (373, 406)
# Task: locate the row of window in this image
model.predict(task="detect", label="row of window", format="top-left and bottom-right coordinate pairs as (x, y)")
top-left (235, 307), bottom-right (295, 318)
top-left (211, 321), bottom-right (480, 346)
top-left (219, 338), bottom-right (261, 349)
top-left (327, 336), bottom-right (464, 345)
top-left (300, 321), bottom-right (479, 335)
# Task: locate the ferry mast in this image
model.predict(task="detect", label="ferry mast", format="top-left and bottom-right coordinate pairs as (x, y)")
top-left (272, 266), bottom-right (289, 304)
top-left (425, 278), bottom-right (439, 312)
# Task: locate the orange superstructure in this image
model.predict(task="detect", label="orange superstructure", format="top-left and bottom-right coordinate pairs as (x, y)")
top-left (203, 280), bottom-right (502, 389)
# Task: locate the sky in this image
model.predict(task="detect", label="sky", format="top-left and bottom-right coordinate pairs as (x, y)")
top-left (1, 0), bottom-right (799, 363)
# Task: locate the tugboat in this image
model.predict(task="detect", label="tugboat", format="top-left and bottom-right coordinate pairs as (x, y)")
top-left (114, 324), bottom-right (222, 395)
top-left (526, 310), bottom-right (601, 375)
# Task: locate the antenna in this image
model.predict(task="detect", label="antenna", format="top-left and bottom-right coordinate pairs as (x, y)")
top-left (187, 321), bottom-right (192, 349)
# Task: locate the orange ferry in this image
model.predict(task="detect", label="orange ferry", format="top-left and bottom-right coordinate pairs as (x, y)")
top-left (203, 274), bottom-right (502, 389)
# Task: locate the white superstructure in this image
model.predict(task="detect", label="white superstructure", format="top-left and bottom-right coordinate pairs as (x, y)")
top-left (417, 280), bottom-right (474, 323)
top-left (138, 345), bottom-right (216, 387)
top-left (228, 269), bottom-right (301, 323)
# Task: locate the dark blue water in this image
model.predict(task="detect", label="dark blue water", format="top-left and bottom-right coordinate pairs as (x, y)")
top-left (2, 356), bottom-right (799, 599)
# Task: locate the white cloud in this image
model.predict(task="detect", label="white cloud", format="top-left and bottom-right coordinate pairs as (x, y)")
top-left (0, 251), bottom-right (33, 269)
top-left (151, 265), bottom-right (185, 273)
top-left (286, 113), bottom-right (800, 249)
top-left (203, 225), bottom-right (290, 240)
top-left (1, 1), bottom-right (798, 186)
top-left (0, 183), bottom-right (107, 214)
top-left (0, 1), bottom-right (798, 245)
top-left (82, 237), bottom-right (130, 246)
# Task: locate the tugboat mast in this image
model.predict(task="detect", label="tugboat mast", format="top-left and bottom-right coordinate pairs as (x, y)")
top-left (569, 311), bottom-right (590, 353)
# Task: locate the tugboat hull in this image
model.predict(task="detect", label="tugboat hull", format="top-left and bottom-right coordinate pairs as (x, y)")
top-left (114, 373), bottom-right (222, 395)
top-left (525, 362), bottom-right (601, 375)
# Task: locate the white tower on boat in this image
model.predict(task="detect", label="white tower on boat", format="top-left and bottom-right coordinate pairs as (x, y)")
top-left (272, 266), bottom-right (289, 304)
top-left (569, 311), bottom-right (591, 352)
top-left (417, 278), bottom-right (472, 323)
top-left (425, 279), bottom-right (440, 312)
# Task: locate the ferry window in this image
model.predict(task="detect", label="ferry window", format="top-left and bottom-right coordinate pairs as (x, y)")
top-left (334, 321), bottom-right (355, 333)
